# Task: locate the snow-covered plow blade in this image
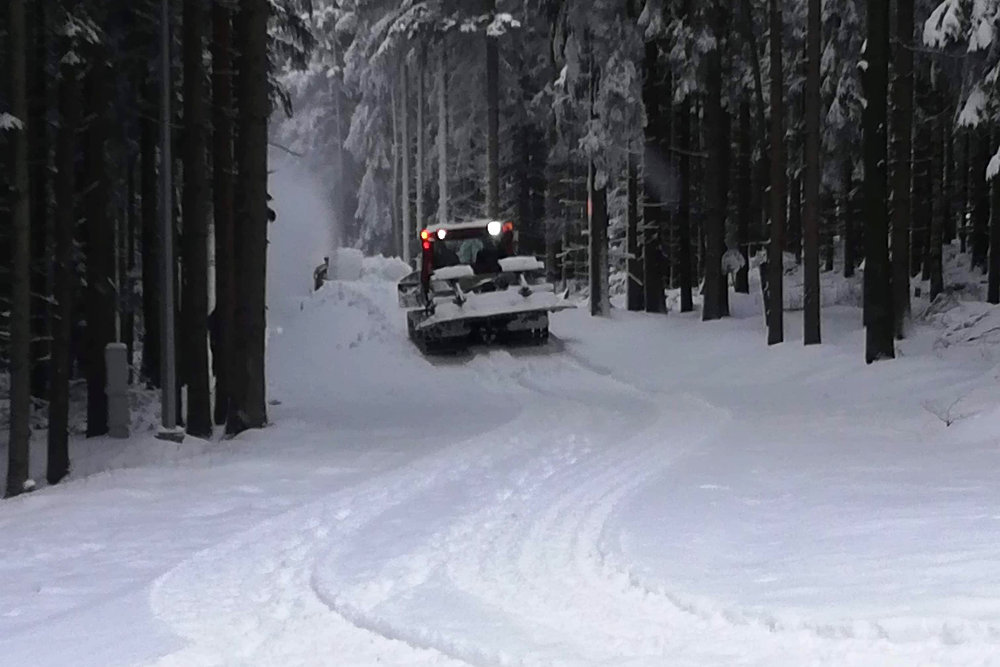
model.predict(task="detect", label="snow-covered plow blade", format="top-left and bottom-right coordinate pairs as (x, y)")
top-left (399, 228), bottom-right (574, 352)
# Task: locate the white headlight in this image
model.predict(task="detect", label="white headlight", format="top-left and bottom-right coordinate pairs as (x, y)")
top-left (487, 220), bottom-right (502, 236)
top-left (436, 228), bottom-right (447, 240)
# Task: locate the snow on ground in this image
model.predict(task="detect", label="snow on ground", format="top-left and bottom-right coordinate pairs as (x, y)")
top-left (3, 243), bottom-right (1000, 665)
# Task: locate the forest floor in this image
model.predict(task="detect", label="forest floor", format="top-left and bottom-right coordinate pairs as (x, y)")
top-left (2, 248), bottom-right (1000, 666)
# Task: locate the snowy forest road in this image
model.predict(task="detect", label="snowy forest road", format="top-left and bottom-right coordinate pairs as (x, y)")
top-left (4, 276), bottom-right (1000, 666)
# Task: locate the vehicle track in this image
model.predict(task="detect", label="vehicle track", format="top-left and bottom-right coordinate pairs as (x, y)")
top-left (147, 337), bottom-right (993, 666)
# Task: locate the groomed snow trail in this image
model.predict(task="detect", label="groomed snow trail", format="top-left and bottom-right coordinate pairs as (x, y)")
top-left (146, 280), bottom-right (1000, 666)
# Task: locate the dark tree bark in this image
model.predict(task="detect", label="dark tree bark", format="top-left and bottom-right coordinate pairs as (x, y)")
top-left (6, 0), bottom-right (31, 498)
top-left (891, 0), bottom-right (913, 337)
top-left (942, 111), bottom-right (953, 245)
top-left (486, 0), bottom-right (499, 219)
top-left (84, 62), bottom-right (115, 436)
top-left (862, 0), bottom-right (894, 362)
top-left (843, 156), bottom-right (856, 277)
top-left (972, 128), bottom-right (990, 271)
top-left (929, 113), bottom-right (944, 300)
top-left (48, 55), bottom-right (80, 486)
top-left (735, 97), bottom-right (752, 294)
top-left (229, 0), bottom-right (270, 433)
top-left (587, 47), bottom-right (609, 317)
top-left (626, 148), bottom-right (643, 311)
top-left (182, 0), bottom-right (212, 437)
top-left (766, 0), bottom-right (785, 344)
top-left (140, 79), bottom-right (161, 388)
top-left (212, 1), bottom-right (235, 426)
top-left (960, 131), bottom-right (970, 253)
top-left (803, 0), bottom-right (821, 344)
top-left (29, 0), bottom-right (50, 399)
top-left (677, 98), bottom-right (694, 313)
top-left (702, 2), bottom-right (726, 321)
top-left (991, 177), bottom-right (1000, 303)
top-left (641, 41), bottom-right (665, 314)
top-left (990, 138), bottom-right (1000, 304)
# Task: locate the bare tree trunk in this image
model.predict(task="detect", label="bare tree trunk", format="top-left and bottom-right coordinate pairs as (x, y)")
top-left (29, 0), bottom-right (50, 400)
top-left (400, 60), bottom-right (411, 263)
top-left (85, 62), bottom-right (115, 436)
top-left (863, 0), bottom-right (894, 362)
top-left (390, 85), bottom-right (400, 255)
top-left (891, 0), bottom-right (913, 337)
top-left (641, 41), bottom-right (665, 313)
top-left (6, 0), bottom-right (31, 497)
top-left (182, 0), bottom-right (211, 437)
top-left (960, 131), bottom-right (969, 253)
top-left (803, 0), bottom-right (821, 344)
top-left (766, 0), bottom-right (785, 345)
top-left (416, 44), bottom-right (425, 232)
top-left (47, 53), bottom-right (80, 486)
top-left (588, 47), bottom-right (609, 317)
top-left (736, 97), bottom-right (752, 294)
top-left (486, 0), bottom-right (499, 219)
top-left (212, 1), bottom-right (235, 426)
top-left (678, 99), bottom-right (694, 313)
top-left (702, 2), bottom-right (725, 321)
top-left (843, 156), bottom-right (856, 277)
top-left (626, 146), bottom-right (643, 310)
top-left (229, 0), bottom-right (269, 433)
top-left (140, 79), bottom-right (161, 388)
top-left (437, 39), bottom-right (448, 226)
top-left (972, 128), bottom-right (989, 271)
top-left (990, 136), bottom-right (1000, 304)
top-left (929, 112), bottom-right (945, 300)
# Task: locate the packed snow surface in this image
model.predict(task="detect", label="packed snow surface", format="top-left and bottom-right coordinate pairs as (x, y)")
top-left (3, 262), bottom-right (1000, 665)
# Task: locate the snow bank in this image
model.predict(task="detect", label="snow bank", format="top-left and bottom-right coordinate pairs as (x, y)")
top-left (360, 254), bottom-right (411, 283)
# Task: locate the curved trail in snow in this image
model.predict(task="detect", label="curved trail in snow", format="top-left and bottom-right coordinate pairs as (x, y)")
top-left (147, 283), bottom-right (997, 666)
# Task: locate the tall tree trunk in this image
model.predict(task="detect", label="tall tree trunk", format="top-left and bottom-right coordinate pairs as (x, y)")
top-left (416, 44), bottom-right (425, 231)
top-left (863, 0), bottom-right (894, 362)
top-left (140, 79), bottom-right (161, 388)
top-left (766, 0), bottom-right (785, 344)
top-left (29, 0), bottom-right (50, 400)
top-left (6, 0), bottom-right (31, 497)
top-left (229, 0), bottom-right (269, 433)
top-left (123, 158), bottom-right (136, 382)
top-left (182, 0), bottom-right (211, 437)
top-left (48, 55), bottom-right (80, 486)
top-left (943, 110), bottom-right (954, 244)
top-left (486, 0), bottom-right (499, 219)
top-left (891, 0), bottom-right (913, 337)
top-left (437, 39), bottom-right (449, 226)
top-left (588, 48), bottom-right (609, 317)
top-left (641, 41), bottom-right (665, 313)
top-left (990, 136), bottom-right (1000, 304)
top-left (843, 156), bottom-right (856, 277)
top-left (626, 147), bottom-right (643, 311)
top-left (960, 131), bottom-right (969, 253)
top-left (212, 1), bottom-right (235, 426)
top-left (85, 62), bottom-right (115, 436)
top-left (972, 128), bottom-right (989, 271)
top-left (400, 61), bottom-right (411, 263)
top-left (703, 4), bottom-right (725, 321)
top-left (677, 99), bottom-right (694, 313)
top-left (803, 0), bottom-right (821, 344)
top-left (736, 97), bottom-right (752, 294)
top-left (929, 112), bottom-right (945, 300)
top-left (991, 178), bottom-right (1000, 303)
top-left (390, 85), bottom-right (400, 255)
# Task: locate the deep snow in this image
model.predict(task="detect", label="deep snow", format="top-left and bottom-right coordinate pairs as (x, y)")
top-left (3, 246), bottom-right (1000, 664)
